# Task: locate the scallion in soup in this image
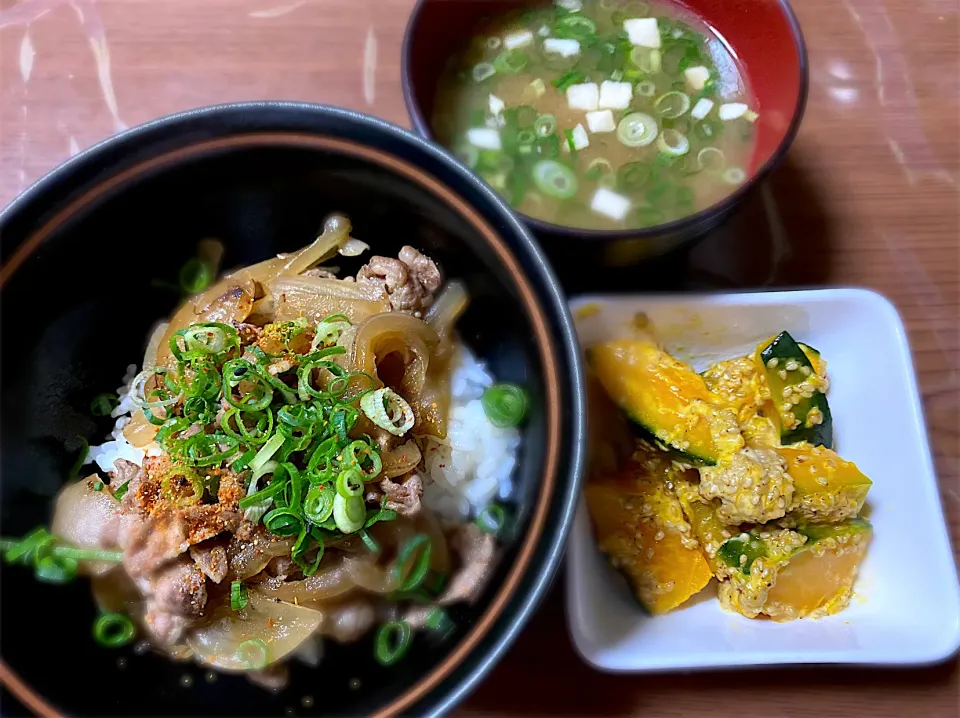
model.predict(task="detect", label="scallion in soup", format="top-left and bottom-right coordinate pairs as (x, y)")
top-left (432, 0), bottom-right (759, 230)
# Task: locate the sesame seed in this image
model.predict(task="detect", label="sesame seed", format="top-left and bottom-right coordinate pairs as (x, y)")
top-left (646, 548), bottom-right (655, 559)
top-left (655, 530), bottom-right (665, 541)
top-left (766, 358), bottom-right (779, 368)
top-left (785, 360), bottom-right (799, 372)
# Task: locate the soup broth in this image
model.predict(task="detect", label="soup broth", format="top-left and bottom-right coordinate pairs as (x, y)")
top-left (433, 0), bottom-right (759, 231)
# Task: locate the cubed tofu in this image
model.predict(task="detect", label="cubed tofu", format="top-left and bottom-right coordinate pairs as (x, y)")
top-left (684, 65), bottom-right (711, 91)
top-left (503, 30), bottom-right (533, 50)
top-left (543, 37), bottom-right (580, 57)
top-left (586, 109), bottom-right (616, 133)
top-left (624, 18), bottom-right (661, 48)
top-left (570, 123), bottom-right (590, 150)
top-left (690, 97), bottom-right (714, 120)
top-left (591, 188), bottom-right (631, 221)
top-left (488, 94), bottom-right (505, 116)
top-left (598, 80), bottom-right (633, 110)
top-left (567, 82), bottom-right (599, 111)
top-left (719, 103), bottom-right (749, 121)
top-left (466, 128), bottom-right (501, 151)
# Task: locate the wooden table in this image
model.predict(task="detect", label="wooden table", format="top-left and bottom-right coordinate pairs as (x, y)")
top-left (1, 0), bottom-right (957, 715)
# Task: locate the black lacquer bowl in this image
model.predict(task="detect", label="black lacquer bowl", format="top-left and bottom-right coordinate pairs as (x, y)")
top-left (0, 103), bottom-right (585, 717)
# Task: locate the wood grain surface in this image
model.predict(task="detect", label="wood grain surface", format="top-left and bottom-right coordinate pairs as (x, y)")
top-left (0, 0), bottom-right (958, 716)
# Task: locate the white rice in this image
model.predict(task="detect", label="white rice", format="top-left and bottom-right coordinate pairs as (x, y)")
top-left (84, 363), bottom-right (158, 473)
top-left (420, 346), bottom-right (521, 521)
top-left (84, 347), bottom-right (521, 521)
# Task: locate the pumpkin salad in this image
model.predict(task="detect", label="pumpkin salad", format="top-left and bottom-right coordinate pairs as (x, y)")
top-left (585, 330), bottom-right (872, 621)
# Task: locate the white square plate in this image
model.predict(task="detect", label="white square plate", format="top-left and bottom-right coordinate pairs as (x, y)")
top-left (566, 288), bottom-right (960, 671)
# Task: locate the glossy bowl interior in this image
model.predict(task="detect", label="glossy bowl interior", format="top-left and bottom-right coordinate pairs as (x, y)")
top-left (0, 103), bottom-right (584, 717)
top-left (402, 0), bottom-right (808, 265)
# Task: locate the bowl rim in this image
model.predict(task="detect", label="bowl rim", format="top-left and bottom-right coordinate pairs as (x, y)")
top-left (0, 101), bottom-right (587, 717)
top-left (401, 0), bottom-right (810, 240)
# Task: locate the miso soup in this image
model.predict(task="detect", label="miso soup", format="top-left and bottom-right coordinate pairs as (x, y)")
top-left (432, 0), bottom-right (759, 231)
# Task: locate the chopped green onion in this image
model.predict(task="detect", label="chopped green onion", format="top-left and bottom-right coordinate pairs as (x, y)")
top-left (374, 621), bottom-right (412, 666)
top-left (492, 49), bottom-right (529, 74)
top-left (93, 613), bottom-right (136, 648)
top-left (697, 146), bottom-right (725, 171)
top-left (235, 639), bottom-right (270, 669)
top-left (634, 81), bottom-right (656, 98)
top-left (394, 534), bottom-right (432, 592)
top-left (230, 580), bottom-right (249, 611)
top-left (179, 259), bottom-right (213, 295)
top-left (477, 504), bottom-right (507, 536)
top-left (311, 314), bottom-right (351, 350)
top-left (90, 393), bottom-right (118, 417)
top-left (485, 36), bottom-right (502, 50)
top-left (69, 436), bottom-right (89, 477)
top-left (304, 484), bottom-right (335, 524)
top-left (654, 91), bottom-right (691, 119)
top-left (552, 71), bottom-right (585, 92)
top-left (554, 14), bottom-right (596, 40)
top-left (723, 167), bottom-right (747, 185)
top-left (472, 62), bottom-right (496, 82)
top-left (616, 112), bottom-right (658, 148)
top-left (333, 493), bottom-right (366, 534)
top-left (631, 47), bottom-right (661, 74)
top-left (585, 157), bottom-right (614, 182)
top-left (694, 119), bottom-right (720, 140)
top-left (93, 480), bottom-right (104, 491)
top-left (336, 468), bottom-right (365, 499)
top-left (481, 383), bottom-right (528, 428)
top-left (516, 129), bottom-right (536, 146)
top-left (114, 480), bottom-right (130, 501)
top-left (536, 134), bottom-right (561, 159)
top-left (657, 129), bottom-right (690, 157)
top-left (250, 433), bottom-right (285, 474)
top-left (533, 114), bottom-right (557, 138)
top-left (514, 105), bottom-right (538, 128)
top-left (646, 179), bottom-right (672, 203)
top-left (531, 160), bottom-right (578, 200)
top-left (563, 128), bottom-right (577, 155)
top-left (360, 388), bottom-right (414, 437)
top-left (264, 507), bottom-right (304, 537)
top-left (426, 606), bottom-right (455, 636)
top-left (676, 185), bottom-right (696, 206)
top-left (617, 161), bottom-right (651, 192)
top-left (359, 529), bottom-right (380, 554)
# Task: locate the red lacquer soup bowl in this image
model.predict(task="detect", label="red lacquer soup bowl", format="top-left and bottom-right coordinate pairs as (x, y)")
top-left (402, 0), bottom-right (808, 268)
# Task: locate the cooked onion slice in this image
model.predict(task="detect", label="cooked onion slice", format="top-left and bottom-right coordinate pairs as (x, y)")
top-left (186, 594), bottom-right (323, 671)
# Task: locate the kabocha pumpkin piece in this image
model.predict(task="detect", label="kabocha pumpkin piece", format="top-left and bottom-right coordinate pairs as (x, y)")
top-left (702, 354), bottom-right (780, 447)
top-left (765, 520), bottom-right (873, 619)
top-left (777, 443), bottom-right (872, 524)
top-left (585, 371), bottom-right (636, 481)
top-left (586, 455), bottom-right (712, 615)
top-left (698, 446), bottom-right (794, 525)
top-left (589, 339), bottom-right (743, 467)
top-left (702, 355), bottom-right (767, 424)
top-left (716, 519), bottom-right (872, 621)
top-left (799, 343), bottom-right (828, 382)
top-left (755, 331), bottom-right (833, 449)
top-left (674, 475), bottom-right (734, 573)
